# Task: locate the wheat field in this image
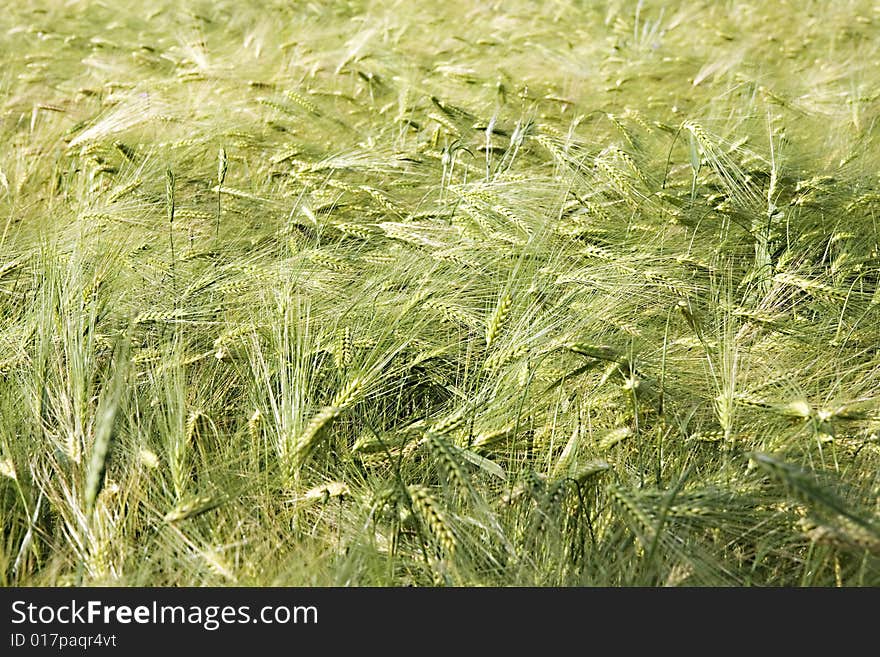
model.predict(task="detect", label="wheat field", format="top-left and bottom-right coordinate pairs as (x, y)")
top-left (1, 0), bottom-right (879, 586)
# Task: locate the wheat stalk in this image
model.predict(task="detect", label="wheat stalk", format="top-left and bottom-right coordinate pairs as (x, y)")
top-left (486, 292), bottom-right (512, 348)
top-left (407, 484), bottom-right (457, 557)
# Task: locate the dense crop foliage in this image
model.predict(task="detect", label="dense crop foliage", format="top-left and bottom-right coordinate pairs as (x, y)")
top-left (1, 0), bottom-right (879, 586)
